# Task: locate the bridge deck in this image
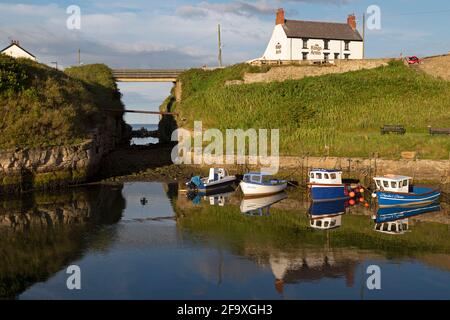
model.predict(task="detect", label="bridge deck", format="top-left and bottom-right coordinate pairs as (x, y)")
top-left (112, 69), bottom-right (185, 82)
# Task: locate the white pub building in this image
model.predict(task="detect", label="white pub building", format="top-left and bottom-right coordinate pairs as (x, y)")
top-left (255, 8), bottom-right (364, 64)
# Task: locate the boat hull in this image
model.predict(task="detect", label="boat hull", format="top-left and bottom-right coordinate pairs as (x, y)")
top-left (239, 181), bottom-right (287, 197)
top-left (309, 184), bottom-right (348, 202)
top-left (376, 187), bottom-right (441, 208)
top-left (197, 176), bottom-right (236, 192)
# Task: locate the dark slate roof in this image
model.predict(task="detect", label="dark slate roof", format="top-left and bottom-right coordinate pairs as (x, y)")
top-left (0, 43), bottom-right (36, 58)
top-left (282, 20), bottom-right (363, 41)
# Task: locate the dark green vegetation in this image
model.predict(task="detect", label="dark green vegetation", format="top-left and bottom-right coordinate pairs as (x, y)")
top-left (0, 55), bottom-right (123, 149)
top-left (171, 61), bottom-right (450, 159)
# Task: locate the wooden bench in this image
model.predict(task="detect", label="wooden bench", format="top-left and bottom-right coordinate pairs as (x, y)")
top-left (428, 127), bottom-right (450, 135)
top-left (380, 125), bottom-right (406, 135)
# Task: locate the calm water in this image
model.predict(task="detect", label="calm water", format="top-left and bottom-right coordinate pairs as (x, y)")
top-left (130, 124), bottom-right (159, 145)
top-left (0, 182), bottom-right (449, 300)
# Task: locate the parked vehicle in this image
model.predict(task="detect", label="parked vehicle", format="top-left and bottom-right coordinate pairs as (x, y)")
top-left (406, 56), bottom-right (420, 64)
top-left (186, 168), bottom-right (236, 192)
top-left (239, 172), bottom-right (287, 197)
top-left (372, 174), bottom-right (441, 208)
top-left (308, 169), bottom-right (349, 202)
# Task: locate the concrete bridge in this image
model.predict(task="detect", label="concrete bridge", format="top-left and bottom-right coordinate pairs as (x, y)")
top-left (112, 69), bottom-right (185, 82)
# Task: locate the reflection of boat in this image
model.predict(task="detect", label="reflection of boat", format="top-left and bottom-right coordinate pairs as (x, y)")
top-left (374, 202), bottom-right (441, 224)
top-left (186, 168), bottom-right (236, 192)
top-left (309, 199), bottom-right (346, 217)
top-left (373, 201), bottom-right (441, 235)
top-left (308, 169), bottom-right (349, 202)
top-left (310, 215), bottom-right (343, 230)
top-left (187, 186), bottom-right (235, 205)
top-left (372, 175), bottom-right (440, 208)
top-left (240, 192), bottom-right (288, 215)
top-left (309, 199), bottom-right (346, 230)
top-left (239, 172), bottom-right (287, 197)
top-left (374, 219), bottom-right (409, 235)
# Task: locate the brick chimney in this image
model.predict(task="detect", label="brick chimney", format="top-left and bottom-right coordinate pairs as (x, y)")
top-left (276, 8), bottom-right (285, 25)
top-left (347, 14), bottom-right (356, 30)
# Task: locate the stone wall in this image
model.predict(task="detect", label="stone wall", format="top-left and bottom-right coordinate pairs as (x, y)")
top-left (228, 59), bottom-right (392, 85)
top-left (0, 114), bottom-right (131, 194)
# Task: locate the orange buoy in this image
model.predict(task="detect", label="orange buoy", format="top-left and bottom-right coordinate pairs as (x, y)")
top-left (360, 188), bottom-right (365, 194)
top-left (349, 199), bottom-right (356, 206)
top-left (364, 202), bottom-right (370, 208)
top-left (359, 197), bottom-right (365, 203)
top-left (349, 191), bottom-right (356, 198)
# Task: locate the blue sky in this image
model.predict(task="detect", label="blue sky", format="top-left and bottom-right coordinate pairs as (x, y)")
top-left (1, 0), bottom-right (449, 123)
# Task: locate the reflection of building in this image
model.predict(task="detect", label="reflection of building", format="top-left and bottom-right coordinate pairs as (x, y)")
top-left (269, 250), bottom-right (359, 294)
top-left (252, 8), bottom-right (363, 64)
top-left (1, 40), bottom-right (36, 61)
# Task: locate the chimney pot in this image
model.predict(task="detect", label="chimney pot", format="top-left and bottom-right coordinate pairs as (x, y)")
top-left (276, 8), bottom-right (285, 25)
top-left (347, 14), bottom-right (357, 30)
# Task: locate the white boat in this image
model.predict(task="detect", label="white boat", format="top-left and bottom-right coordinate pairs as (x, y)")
top-left (186, 168), bottom-right (236, 192)
top-left (239, 172), bottom-right (287, 197)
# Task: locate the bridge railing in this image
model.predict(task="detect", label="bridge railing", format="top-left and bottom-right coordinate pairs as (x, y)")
top-left (112, 69), bottom-right (185, 80)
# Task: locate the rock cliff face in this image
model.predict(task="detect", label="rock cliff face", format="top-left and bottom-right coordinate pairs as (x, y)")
top-left (0, 114), bottom-right (130, 194)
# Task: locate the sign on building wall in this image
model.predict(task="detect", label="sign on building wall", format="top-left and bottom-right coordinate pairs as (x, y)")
top-left (310, 44), bottom-right (322, 55)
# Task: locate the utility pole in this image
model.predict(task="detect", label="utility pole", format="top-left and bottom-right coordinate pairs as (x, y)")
top-left (362, 13), bottom-right (366, 59)
top-left (78, 49), bottom-right (81, 65)
top-left (218, 24), bottom-right (223, 68)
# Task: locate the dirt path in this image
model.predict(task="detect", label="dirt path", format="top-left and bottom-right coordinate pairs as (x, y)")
top-left (417, 54), bottom-right (450, 81)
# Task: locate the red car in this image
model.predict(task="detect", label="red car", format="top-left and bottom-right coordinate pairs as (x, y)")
top-left (407, 56), bottom-right (421, 64)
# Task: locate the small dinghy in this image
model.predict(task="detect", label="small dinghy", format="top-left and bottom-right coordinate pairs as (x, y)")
top-left (372, 175), bottom-right (441, 208)
top-left (186, 168), bottom-right (236, 192)
top-left (239, 172), bottom-right (287, 197)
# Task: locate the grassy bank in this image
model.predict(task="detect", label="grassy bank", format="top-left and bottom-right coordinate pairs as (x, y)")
top-left (0, 55), bottom-right (123, 149)
top-left (172, 61), bottom-right (450, 159)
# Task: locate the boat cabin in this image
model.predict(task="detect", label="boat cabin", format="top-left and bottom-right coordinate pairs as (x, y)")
top-left (373, 175), bottom-right (412, 193)
top-left (309, 169), bottom-right (343, 185)
top-left (208, 168), bottom-right (229, 182)
top-left (310, 215), bottom-right (342, 230)
top-left (374, 219), bottom-right (409, 235)
top-left (243, 172), bottom-right (276, 184)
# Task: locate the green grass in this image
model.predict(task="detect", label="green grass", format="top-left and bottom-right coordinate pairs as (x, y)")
top-left (173, 61), bottom-right (450, 159)
top-left (0, 55), bottom-right (123, 149)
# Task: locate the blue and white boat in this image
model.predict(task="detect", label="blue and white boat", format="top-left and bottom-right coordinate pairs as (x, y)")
top-left (308, 169), bottom-right (349, 202)
top-left (372, 175), bottom-right (441, 208)
top-left (186, 168), bottom-right (236, 192)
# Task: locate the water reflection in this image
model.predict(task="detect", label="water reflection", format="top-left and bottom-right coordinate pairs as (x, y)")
top-left (373, 202), bottom-right (442, 235)
top-left (0, 182), bottom-right (449, 299)
top-left (240, 192), bottom-right (288, 216)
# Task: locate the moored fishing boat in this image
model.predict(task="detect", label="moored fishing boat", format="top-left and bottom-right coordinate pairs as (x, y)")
top-left (239, 172), bottom-right (287, 197)
top-left (308, 169), bottom-right (349, 202)
top-left (372, 175), bottom-right (441, 208)
top-left (186, 168), bottom-right (236, 192)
